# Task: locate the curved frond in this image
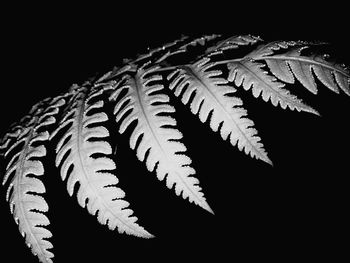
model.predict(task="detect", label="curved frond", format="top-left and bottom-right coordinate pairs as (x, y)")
top-left (227, 58), bottom-right (319, 114)
top-left (4, 130), bottom-right (53, 263)
top-left (239, 40), bottom-right (350, 95)
top-left (168, 58), bottom-right (271, 164)
top-left (260, 48), bottom-right (350, 96)
top-left (110, 66), bottom-right (213, 213)
top-left (1, 33), bottom-right (349, 263)
top-left (54, 87), bottom-right (152, 238)
top-left (1, 95), bottom-right (66, 263)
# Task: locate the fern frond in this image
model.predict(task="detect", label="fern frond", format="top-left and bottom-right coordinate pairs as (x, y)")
top-left (1, 33), bottom-right (349, 262)
top-left (4, 130), bottom-right (53, 263)
top-left (226, 58), bottom-right (319, 114)
top-left (167, 57), bottom-right (271, 164)
top-left (54, 86), bottom-right (152, 238)
top-left (110, 66), bottom-right (213, 213)
top-left (1, 95), bottom-right (67, 263)
top-left (259, 48), bottom-right (350, 95)
top-left (238, 40), bottom-right (350, 96)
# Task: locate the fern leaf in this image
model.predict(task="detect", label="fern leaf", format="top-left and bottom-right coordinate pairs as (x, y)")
top-left (54, 87), bottom-right (152, 238)
top-left (167, 58), bottom-right (271, 164)
top-left (110, 66), bottom-right (213, 213)
top-left (3, 135), bottom-right (52, 261)
top-left (1, 95), bottom-right (68, 263)
top-left (5, 131), bottom-right (53, 263)
top-left (1, 34), bottom-right (350, 262)
top-left (260, 48), bottom-right (350, 95)
top-left (227, 58), bottom-right (319, 114)
top-left (241, 40), bottom-right (350, 95)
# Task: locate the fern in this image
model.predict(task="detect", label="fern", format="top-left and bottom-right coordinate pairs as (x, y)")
top-left (53, 85), bottom-right (152, 238)
top-left (109, 65), bottom-right (212, 213)
top-left (0, 34), bottom-right (349, 262)
top-left (167, 57), bottom-right (271, 163)
top-left (2, 96), bottom-right (65, 263)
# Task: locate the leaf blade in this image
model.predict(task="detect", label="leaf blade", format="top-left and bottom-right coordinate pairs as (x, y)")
top-left (227, 59), bottom-right (319, 115)
top-left (111, 68), bottom-right (213, 213)
top-left (168, 58), bottom-right (272, 164)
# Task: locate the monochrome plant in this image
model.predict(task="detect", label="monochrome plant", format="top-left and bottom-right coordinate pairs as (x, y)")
top-left (1, 34), bottom-right (349, 263)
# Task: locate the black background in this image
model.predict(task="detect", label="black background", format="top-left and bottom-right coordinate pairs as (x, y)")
top-left (1, 3), bottom-right (349, 262)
